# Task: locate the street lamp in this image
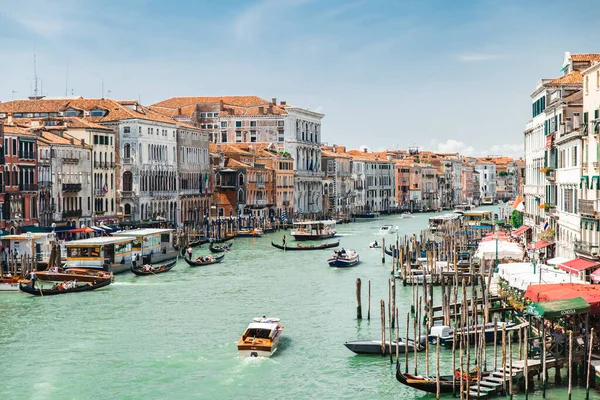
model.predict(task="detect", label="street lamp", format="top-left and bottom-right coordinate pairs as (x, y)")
top-left (494, 225), bottom-right (499, 272)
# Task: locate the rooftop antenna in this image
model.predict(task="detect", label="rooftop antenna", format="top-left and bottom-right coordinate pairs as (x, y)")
top-left (11, 90), bottom-right (17, 100)
top-left (65, 61), bottom-right (69, 97)
top-left (71, 89), bottom-right (74, 96)
top-left (107, 89), bottom-right (113, 98)
top-left (101, 78), bottom-right (104, 99)
top-left (33, 48), bottom-right (39, 98)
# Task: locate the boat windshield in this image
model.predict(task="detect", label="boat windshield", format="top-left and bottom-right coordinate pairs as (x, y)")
top-left (245, 328), bottom-right (272, 339)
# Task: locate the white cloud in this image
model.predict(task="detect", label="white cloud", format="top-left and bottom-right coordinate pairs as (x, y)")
top-left (430, 139), bottom-right (523, 159)
top-left (457, 53), bottom-right (505, 62)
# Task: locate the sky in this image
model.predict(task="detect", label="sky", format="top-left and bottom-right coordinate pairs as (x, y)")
top-left (0, 0), bottom-right (597, 159)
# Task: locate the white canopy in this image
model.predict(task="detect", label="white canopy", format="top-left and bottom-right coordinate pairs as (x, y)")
top-left (474, 241), bottom-right (524, 261)
top-left (546, 256), bottom-right (570, 266)
top-left (496, 262), bottom-right (588, 291)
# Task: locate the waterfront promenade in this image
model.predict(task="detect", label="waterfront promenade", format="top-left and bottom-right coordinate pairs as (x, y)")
top-left (0, 208), bottom-right (589, 399)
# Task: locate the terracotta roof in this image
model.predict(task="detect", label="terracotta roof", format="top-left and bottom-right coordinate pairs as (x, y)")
top-left (571, 54), bottom-right (600, 63)
top-left (213, 193), bottom-right (232, 207)
top-left (2, 124), bottom-right (34, 136)
top-left (150, 96), bottom-right (288, 117)
top-left (225, 158), bottom-right (251, 168)
top-left (545, 70), bottom-right (583, 86)
top-left (562, 90), bottom-right (583, 104)
top-left (0, 98), bottom-right (179, 125)
top-left (37, 131), bottom-right (88, 147)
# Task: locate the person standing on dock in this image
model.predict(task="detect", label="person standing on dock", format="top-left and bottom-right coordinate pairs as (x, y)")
top-left (187, 246), bottom-right (193, 260)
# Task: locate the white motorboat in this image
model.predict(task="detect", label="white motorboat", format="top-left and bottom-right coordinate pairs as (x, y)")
top-left (237, 317), bottom-right (284, 357)
top-left (378, 225), bottom-right (397, 234)
top-left (401, 212), bottom-right (413, 218)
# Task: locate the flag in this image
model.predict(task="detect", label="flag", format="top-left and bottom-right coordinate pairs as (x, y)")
top-left (543, 220), bottom-right (549, 231)
top-left (199, 173), bottom-right (203, 195)
top-left (102, 183), bottom-right (108, 193)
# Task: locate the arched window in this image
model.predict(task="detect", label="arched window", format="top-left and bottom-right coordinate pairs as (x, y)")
top-left (238, 189), bottom-right (244, 203)
top-left (123, 143), bottom-right (131, 159)
top-left (123, 171), bottom-right (133, 191)
top-left (124, 203), bottom-right (132, 216)
top-left (238, 173), bottom-right (244, 186)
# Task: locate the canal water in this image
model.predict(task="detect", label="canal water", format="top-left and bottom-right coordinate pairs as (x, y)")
top-left (0, 207), bottom-right (592, 399)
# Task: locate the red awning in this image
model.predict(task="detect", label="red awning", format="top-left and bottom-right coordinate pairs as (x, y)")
top-left (559, 258), bottom-right (600, 274)
top-left (524, 283), bottom-right (600, 314)
top-left (512, 225), bottom-right (531, 236)
top-left (528, 240), bottom-right (553, 250)
top-left (591, 269), bottom-right (600, 282)
top-left (68, 227), bottom-right (95, 233)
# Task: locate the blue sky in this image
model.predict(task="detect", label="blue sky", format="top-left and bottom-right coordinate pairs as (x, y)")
top-left (0, 0), bottom-right (596, 158)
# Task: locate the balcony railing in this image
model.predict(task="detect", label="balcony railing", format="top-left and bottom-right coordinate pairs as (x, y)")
top-left (545, 170), bottom-right (555, 182)
top-left (255, 199), bottom-right (268, 206)
top-left (121, 190), bottom-right (134, 198)
top-left (62, 209), bottom-right (83, 218)
top-left (282, 200), bottom-right (290, 206)
top-left (62, 157), bottom-right (78, 165)
top-left (63, 183), bottom-right (82, 192)
top-left (39, 180), bottom-right (52, 188)
top-left (19, 183), bottom-right (38, 191)
top-left (122, 158), bottom-right (132, 164)
top-left (19, 150), bottom-right (35, 159)
top-left (257, 182), bottom-right (265, 189)
top-left (574, 240), bottom-right (600, 258)
top-left (94, 188), bottom-right (106, 196)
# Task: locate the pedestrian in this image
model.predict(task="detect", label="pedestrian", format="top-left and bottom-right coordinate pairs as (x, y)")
top-left (187, 246), bottom-right (193, 260)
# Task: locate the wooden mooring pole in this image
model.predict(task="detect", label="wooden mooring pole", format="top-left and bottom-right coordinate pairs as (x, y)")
top-left (355, 278), bottom-right (362, 320)
top-left (367, 279), bottom-right (371, 320)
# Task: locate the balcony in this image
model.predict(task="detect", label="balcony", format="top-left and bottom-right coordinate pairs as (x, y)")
top-left (19, 150), bottom-right (35, 160)
top-left (543, 169), bottom-right (555, 182)
top-left (257, 182), bottom-right (265, 189)
top-left (121, 190), bottom-right (134, 198)
top-left (19, 183), bottom-right (38, 191)
top-left (39, 158), bottom-right (50, 165)
top-left (94, 188), bottom-right (106, 196)
top-left (62, 209), bottom-right (83, 218)
top-left (39, 180), bottom-right (52, 189)
top-left (63, 183), bottom-right (82, 192)
top-left (255, 199), bottom-right (268, 206)
top-left (574, 241), bottom-right (600, 259)
top-left (62, 157), bottom-right (78, 165)
top-left (123, 158), bottom-right (132, 164)
top-left (282, 200), bottom-right (290, 206)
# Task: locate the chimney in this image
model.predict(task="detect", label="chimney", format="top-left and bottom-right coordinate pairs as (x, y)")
top-left (268, 104), bottom-right (273, 114)
top-left (219, 100), bottom-right (224, 110)
top-left (272, 98), bottom-right (277, 105)
top-left (280, 101), bottom-right (286, 105)
top-left (70, 137), bottom-right (74, 144)
top-left (332, 144), bottom-right (337, 153)
top-left (258, 106), bottom-right (264, 115)
top-left (81, 138), bottom-right (85, 146)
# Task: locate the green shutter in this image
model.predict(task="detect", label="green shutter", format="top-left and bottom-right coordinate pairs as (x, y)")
top-left (585, 112), bottom-right (589, 124)
top-left (595, 109), bottom-right (599, 119)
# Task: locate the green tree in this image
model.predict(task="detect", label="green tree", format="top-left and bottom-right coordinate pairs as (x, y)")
top-left (498, 171), bottom-right (508, 177)
top-left (510, 210), bottom-right (523, 228)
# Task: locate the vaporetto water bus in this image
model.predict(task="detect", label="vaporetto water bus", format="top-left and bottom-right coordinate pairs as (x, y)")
top-left (291, 220), bottom-right (336, 241)
top-left (112, 228), bottom-right (178, 264)
top-left (65, 236), bottom-right (134, 274)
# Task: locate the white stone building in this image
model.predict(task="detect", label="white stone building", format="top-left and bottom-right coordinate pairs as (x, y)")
top-left (474, 160), bottom-right (497, 203)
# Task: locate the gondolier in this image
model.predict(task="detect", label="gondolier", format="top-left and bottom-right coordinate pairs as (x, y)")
top-left (187, 246), bottom-right (193, 260)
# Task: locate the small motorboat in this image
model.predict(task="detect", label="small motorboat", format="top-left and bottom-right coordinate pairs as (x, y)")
top-left (131, 260), bottom-right (177, 276)
top-left (428, 322), bottom-right (517, 347)
top-left (237, 317), bottom-right (284, 357)
top-left (184, 254), bottom-right (225, 267)
top-left (396, 362), bottom-right (486, 394)
top-left (369, 241), bottom-right (381, 248)
top-left (0, 276), bottom-right (22, 292)
top-left (237, 228), bottom-right (264, 238)
top-left (271, 240), bottom-right (340, 251)
top-left (18, 278), bottom-right (112, 296)
top-left (379, 225), bottom-right (397, 234)
top-left (328, 249), bottom-right (360, 268)
top-left (344, 339), bottom-right (424, 355)
top-left (209, 242), bottom-right (233, 253)
top-left (401, 212), bottom-right (413, 218)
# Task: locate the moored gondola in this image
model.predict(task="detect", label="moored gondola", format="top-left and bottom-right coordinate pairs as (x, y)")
top-left (18, 278), bottom-right (112, 296)
top-left (209, 243), bottom-right (233, 253)
top-left (184, 254), bottom-right (225, 267)
top-left (395, 362), bottom-right (484, 394)
top-left (271, 240), bottom-right (339, 251)
top-left (385, 245), bottom-right (400, 258)
top-left (131, 260), bottom-right (177, 276)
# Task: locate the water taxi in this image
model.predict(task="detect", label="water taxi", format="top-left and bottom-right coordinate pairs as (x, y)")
top-left (236, 228), bottom-right (264, 238)
top-left (0, 232), bottom-right (59, 268)
top-left (65, 237), bottom-right (134, 274)
top-left (237, 317), bottom-right (284, 357)
top-left (291, 220), bottom-right (336, 241)
top-left (0, 276), bottom-right (21, 292)
top-left (112, 228), bottom-right (178, 264)
top-left (401, 212), bottom-right (413, 218)
top-left (378, 225), bottom-right (398, 235)
top-left (428, 213), bottom-right (461, 232)
top-left (328, 248), bottom-right (360, 267)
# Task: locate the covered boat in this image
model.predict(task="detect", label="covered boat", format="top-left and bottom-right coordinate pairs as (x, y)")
top-left (64, 237), bottom-right (134, 274)
top-left (291, 220), bottom-right (336, 241)
top-left (271, 240), bottom-right (339, 251)
top-left (428, 321), bottom-right (518, 347)
top-left (237, 317), bottom-right (284, 357)
top-left (236, 228), bottom-right (264, 238)
top-left (131, 260), bottom-right (177, 276)
top-left (379, 225), bottom-right (397, 234)
top-left (19, 278), bottom-right (111, 296)
top-left (327, 249), bottom-right (359, 267)
top-left (112, 228), bottom-right (178, 265)
top-left (343, 339), bottom-right (423, 355)
top-left (184, 254), bottom-right (225, 267)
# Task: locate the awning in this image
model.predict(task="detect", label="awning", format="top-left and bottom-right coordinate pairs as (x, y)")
top-left (512, 196), bottom-right (525, 211)
top-left (526, 297), bottom-right (590, 318)
top-left (68, 227), bottom-right (96, 233)
top-left (559, 258), bottom-right (600, 274)
top-left (512, 225), bottom-right (531, 236)
top-left (591, 269), bottom-right (600, 282)
top-left (546, 256), bottom-right (570, 266)
top-left (528, 240), bottom-right (553, 250)
top-left (581, 176), bottom-right (589, 189)
top-left (19, 225), bottom-right (51, 233)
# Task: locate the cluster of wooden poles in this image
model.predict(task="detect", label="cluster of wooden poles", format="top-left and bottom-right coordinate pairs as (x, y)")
top-left (355, 224), bottom-right (598, 399)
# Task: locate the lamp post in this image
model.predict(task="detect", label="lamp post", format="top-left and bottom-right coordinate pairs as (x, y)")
top-left (494, 224), bottom-right (499, 272)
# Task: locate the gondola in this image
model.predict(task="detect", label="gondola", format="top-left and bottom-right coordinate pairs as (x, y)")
top-left (131, 260), bottom-right (177, 276)
top-left (209, 242), bottom-right (232, 253)
top-left (18, 278), bottom-right (112, 296)
top-left (385, 246), bottom-right (400, 258)
top-left (395, 362), bottom-right (484, 394)
top-left (270, 240), bottom-right (340, 251)
top-left (184, 254), bottom-right (225, 267)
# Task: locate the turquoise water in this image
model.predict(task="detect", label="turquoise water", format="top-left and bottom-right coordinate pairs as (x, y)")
top-left (0, 208), bottom-right (595, 399)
